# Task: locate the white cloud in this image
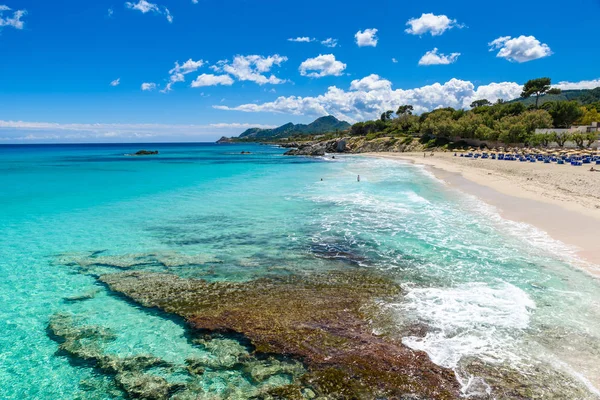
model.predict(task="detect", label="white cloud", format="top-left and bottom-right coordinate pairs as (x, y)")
top-left (192, 0), bottom-right (198, 3)
top-left (170, 59), bottom-right (205, 75)
top-left (418, 48), bottom-right (460, 66)
top-left (141, 82), bottom-right (157, 91)
top-left (0, 5), bottom-right (26, 29)
top-left (392, 58), bottom-right (398, 63)
top-left (321, 38), bottom-right (338, 48)
top-left (191, 74), bottom-right (234, 87)
top-left (288, 37), bottom-right (314, 43)
top-left (349, 74), bottom-right (392, 92)
top-left (107, 8), bottom-right (114, 17)
top-left (162, 59), bottom-right (205, 92)
top-left (125, 0), bottom-right (172, 23)
top-left (0, 120), bottom-right (274, 142)
top-left (299, 54), bottom-right (346, 78)
top-left (125, 0), bottom-right (159, 13)
top-left (212, 76), bottom-right (563, 122)
top-left (164, 7), bottom-right (172, 23)
top-left (488, 35), bottom-right (552, 63)
top-left (209, 123), bottom-right (277, 129)
top-left (555, 79), bottom-right (600, 90)
top-left (405, 13), bottom-right (462, 36)
top-left (213, 54), bottom-right (288, 85)
top-left (110, 78), bottom-right (121, 86)
top-left (355, 28), bottom-right (378, 47)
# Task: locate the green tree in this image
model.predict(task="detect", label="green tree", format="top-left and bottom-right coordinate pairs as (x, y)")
top-left (579, 106), bottom-right (600, 125)
top-left (521, 77), bottom-right (562, 108)
top-left (543, 101), bottom-right (585, 128)
top-left (571, 133), bottom-right (586, 149)
top-left (350, 122), bottom-right (366, 136)
top-left (585, 132), bottom-right (598, 148)
top-left (529, 133), bottom-right (551, 147)
top-left (550, 132), bottom-right (571, 148)
top-left (470, 99), bottom-right (492, 108)
top-left (519, 109), bottom-right (553, 133)
top-left (396, 105), bottom-right (414, 116)
top-left (380, 110), bottom-right (394, 122)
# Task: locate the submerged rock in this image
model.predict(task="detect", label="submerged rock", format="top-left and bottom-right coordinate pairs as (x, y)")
top-left (133, 150), bottom-right (159, 156)
top-left (48, 313), bottom-right (308, 399)
top-left (64, 287), bottom-right (101, 302)
top-left (100, 270), bottom-right (461, 399)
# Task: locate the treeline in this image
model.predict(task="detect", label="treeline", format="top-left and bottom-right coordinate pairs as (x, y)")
top-left (349, 78), bottom-right (600, 148)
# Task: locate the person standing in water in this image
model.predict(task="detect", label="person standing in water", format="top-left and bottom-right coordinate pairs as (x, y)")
top-left (357, 175), bottom-right (360, 182)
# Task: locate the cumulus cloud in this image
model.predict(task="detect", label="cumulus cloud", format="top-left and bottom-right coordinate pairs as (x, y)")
top-left (555, 79), bottom-right (600, 90)
top-left (141, 82), bottom-right (157, 91)
top-left (299, 54), bottom-right (346, 78)
top-left (212, 76), bottom-right (552, 122)
top-left (321, 38), bottom-right (338, 48)
top-left (213, 54), bottom-right (288, 85)
top-left (392, 58), bottom-right (398, 63)
top-left (0, 5), bottom-right (26, 29)
top-left (349, 74), bottom-right (392, 92)
top-left (488, 35), bottom-right (552, 63)
top-left (191, 74), bottom-right (234, 87)
top-left (107, 8), bottom-right (114, 17)
top-left (110, 78), bottom-right (121, 86)
top-left (355, 28), bottom-right (378, 47)
top-left (288, 37), bottom-right (314, 43)
top-left (125, 0), bottom-right (172, 23)
top-left (418, 48), bottom-right (460, 66)
top-left (405, 13), bottom-right (462, 36)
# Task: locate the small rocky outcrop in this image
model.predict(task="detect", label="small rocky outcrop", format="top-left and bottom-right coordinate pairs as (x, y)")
top-left (133, 150), bottom-right (159, 156)
top-left (100, 270), bottom-right (461, 399)
top-left (216, 136), bottom-right (233, 144)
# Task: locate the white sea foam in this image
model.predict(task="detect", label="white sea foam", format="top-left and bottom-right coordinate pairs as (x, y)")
top-left (398, 282), bottom-right (535, 367)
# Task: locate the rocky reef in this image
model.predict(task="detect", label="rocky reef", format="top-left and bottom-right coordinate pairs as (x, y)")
top-left (133, 150), bottom-right (159, 156)
top-left (100, 270), bottom-right (461, 399)
top-left (48, 313), bottom-right (308, 399)
top-left (283, 136), bottom-right (426, 156)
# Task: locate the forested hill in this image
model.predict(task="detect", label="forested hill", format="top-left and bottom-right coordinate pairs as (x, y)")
top-left (238, 116), bottom-right (351, 139)
top-left (511, 87), bottom-right (600, 107)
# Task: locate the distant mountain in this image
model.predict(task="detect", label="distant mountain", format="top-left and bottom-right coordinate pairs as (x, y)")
top-left (510, 87), bottom-right (600, 107)
top-left (237, 116), bottom-right (351, 139)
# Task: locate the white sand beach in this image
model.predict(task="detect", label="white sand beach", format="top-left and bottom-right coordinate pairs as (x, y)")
top-left (366, 152), bottom-right (600, 273)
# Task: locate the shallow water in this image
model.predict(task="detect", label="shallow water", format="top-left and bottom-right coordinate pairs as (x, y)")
top-left (1, 143), bottom-right (599, 398)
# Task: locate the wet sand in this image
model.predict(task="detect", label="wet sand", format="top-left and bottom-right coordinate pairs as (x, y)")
top-left (365, 152), bottom-right (600, 275)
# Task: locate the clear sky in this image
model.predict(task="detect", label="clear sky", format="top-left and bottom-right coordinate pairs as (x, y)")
top-left (1, 0), bottom-right (600, 143)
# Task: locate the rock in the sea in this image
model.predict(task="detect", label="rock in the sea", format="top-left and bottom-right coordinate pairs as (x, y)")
top-left (133, 150), bottom-right (159, 156)
top-left (100, 270), bottom-right (461, 399)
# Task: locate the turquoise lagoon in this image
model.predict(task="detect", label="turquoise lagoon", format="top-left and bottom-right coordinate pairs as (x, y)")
top-left (1, 143), bottom-right (599, 398)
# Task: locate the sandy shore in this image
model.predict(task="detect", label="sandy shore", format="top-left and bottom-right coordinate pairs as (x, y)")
top-left (365, 152), bottom-right (600, 273)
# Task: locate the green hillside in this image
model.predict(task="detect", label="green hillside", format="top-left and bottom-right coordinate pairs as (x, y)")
top-left (510, 87), bottom-right (600, 107)
top-left (238, 116), bottom-right (351, 139)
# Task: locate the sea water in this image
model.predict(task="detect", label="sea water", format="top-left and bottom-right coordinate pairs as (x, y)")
top-left (0, 143), bottom-right (599, 398)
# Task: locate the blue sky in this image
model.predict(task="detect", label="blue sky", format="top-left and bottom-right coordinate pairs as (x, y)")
top-left (1, 0), bottom-right (600, 143)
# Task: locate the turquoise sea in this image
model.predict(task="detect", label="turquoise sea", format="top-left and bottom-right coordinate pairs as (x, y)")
top-left (1, 143), bottom-right (599, 399)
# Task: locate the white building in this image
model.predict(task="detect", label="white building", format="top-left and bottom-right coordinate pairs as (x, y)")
top-left (536, 122), bottom-right (599, 134)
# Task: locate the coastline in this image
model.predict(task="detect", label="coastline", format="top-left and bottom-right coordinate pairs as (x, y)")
top-left (364, 152), bottom-right (600, 274)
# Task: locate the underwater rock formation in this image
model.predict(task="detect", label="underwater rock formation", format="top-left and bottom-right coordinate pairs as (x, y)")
top-left (48, 313), bottom-right (307, 400)
top-left (100, 270), bottom-right (461, 399)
